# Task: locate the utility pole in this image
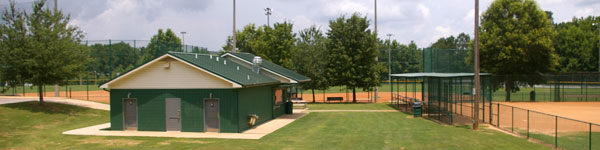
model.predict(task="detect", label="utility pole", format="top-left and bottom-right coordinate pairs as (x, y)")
top-left (374, 0), bottom-right (379, 103)
top-left (54, 0), bottom-right (59, 97)
top-left (232, 0), bottom-right (237, 52)
top-left (387, 33), bottom-right (393, 103)
top-left (180, 31), bottom-right (186, 52)
top-left (264, 8), bottom-right (272, 27)
top-left (473, 0), bottom-right (481, 131)
top-left (594, 23), bottom-right (600, 72)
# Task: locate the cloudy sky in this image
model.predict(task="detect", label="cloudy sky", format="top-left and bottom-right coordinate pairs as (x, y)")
top-left (2, 0), bottom-right (599, 51)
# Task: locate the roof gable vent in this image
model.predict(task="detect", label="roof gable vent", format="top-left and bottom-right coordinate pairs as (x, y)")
top-left (252, 56), bottom-right (262, 74)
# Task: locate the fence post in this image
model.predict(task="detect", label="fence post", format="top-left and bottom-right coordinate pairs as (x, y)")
top-left (69, 87), bottom-right (72, 98)
top-left (555, 115), bottom-right (558, 148)
top-left (590, 123), bottom-right (592, 150)
top-left (109, 39), bottom-right (112, 79)
top-left (22, 85), bottom-right (24, 96)
top-left (527, 110), bottom-right (530, 138)
top-left (512, 106), bottom-right (514, 132)
top-left (497, 103), bottom-right (500, 127)
top-left (86, 75), bottom-right (89, 101)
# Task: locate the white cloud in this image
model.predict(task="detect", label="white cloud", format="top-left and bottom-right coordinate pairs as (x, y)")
top-left (418, 4), bottom-right (430, 18)
top-left (575, 8), bottom-right (595, 17)
top-left (40, 0), bottom-right (599, 50)
top-left (322, 0), bottom-right (370, 17)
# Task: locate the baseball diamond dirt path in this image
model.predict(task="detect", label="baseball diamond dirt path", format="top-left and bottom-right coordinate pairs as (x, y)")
top-left (16, 91), bottom-right (423, 104)
top-left (496, 102), bottom-right (600, 125)
top-left (0, 96), bottom-right (109, 110)
top-left (445, 102), bottom-right (600, 134)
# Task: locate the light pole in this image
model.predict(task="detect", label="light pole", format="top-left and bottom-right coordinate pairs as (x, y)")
top-left (594, 23), bottom-right (600, 72)
top-left (264, 8), bottom-right (272, 27)
top-left (180, 31), bottom-right (186, 52)
top-left (374, 0), bottom-right (378, 103)
top-left (387, 34), bottom-right (393, 103)
top-left (232, 0), bottom-right (237, 52)
top-left (473, 0), bottom-right (481, 131)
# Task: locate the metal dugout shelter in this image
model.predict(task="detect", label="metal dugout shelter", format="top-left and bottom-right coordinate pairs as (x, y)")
top-left (390, 73), bottom-right (493, 124)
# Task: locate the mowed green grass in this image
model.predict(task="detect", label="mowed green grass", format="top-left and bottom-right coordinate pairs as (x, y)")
top-left (307, 103), bottom-right (397, 110)
top-left (0, 102), bottom-right (551, 150)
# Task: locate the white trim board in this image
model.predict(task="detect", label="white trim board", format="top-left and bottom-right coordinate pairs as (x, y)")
top-left (99, 54), bottom-right (242, 89)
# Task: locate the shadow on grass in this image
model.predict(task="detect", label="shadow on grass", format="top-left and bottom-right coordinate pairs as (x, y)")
top-left (386, 104), bottom-right (406, 111)
top-left (0, 101), bottom-right (88, 114)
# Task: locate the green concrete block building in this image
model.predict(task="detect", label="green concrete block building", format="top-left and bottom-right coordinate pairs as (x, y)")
top-left (100, 51), bottom-right (309, 133)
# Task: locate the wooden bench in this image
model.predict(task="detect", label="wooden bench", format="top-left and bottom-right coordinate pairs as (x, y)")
top-left (355, 98), bottom-right (372, 103)
top-left (326, 97), bottom-right (344, 103)
top-left (291, 98), bottom-right (307, 109)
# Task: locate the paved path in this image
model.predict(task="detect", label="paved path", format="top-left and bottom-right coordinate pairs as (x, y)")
top-left (64, 109), bottom-right (309, 139)
top-left (0, 96), bottom-right (109, 111)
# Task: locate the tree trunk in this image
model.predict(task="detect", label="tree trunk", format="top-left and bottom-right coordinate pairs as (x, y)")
top-left (352, 88), bottom-right (356, 103)
top-left (322, 90), bottom-right (325, 103)
top-left (505, 82), bottom-right (512, 102)
top-left (38, 84), bottom-right (44, 105)
top-left (312, 89), bottom-right (315, 103)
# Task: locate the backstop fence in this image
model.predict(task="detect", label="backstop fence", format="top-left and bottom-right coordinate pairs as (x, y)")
top-left (423, 48), bottom-right (471, 73)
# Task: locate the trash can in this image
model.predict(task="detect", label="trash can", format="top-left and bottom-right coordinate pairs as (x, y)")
top-left (529, 91), bottom-right (536, 102)
top-left (413, 101), bottom-right (422, 117)
top-left (285, 101), bottom-right (293, 114)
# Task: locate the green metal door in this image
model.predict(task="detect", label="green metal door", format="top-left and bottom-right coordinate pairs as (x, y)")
top-left (204, 98), bottom-right (219, 132)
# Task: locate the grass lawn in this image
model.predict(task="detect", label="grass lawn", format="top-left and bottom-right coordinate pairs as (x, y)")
top-left (0, 102), bottom-right (552, 149)
top-left (307, 103), bottom-right (397, 110)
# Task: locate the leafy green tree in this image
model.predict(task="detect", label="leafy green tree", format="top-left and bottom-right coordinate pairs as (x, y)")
top-left (431, 36), bottom-right (458, 49)
top-left (456, 33), bottom-right (471, 50)
top-left (222, 24), bottom-right (260, 53)
top-left (292, 25), bottom-right (329, 103)
top-left (325, 13), bottom-right (384, 103)
top-left (553, 16), bottom-right (600, 72)
top-left (0, 0), bottom-right (89, 104)
top-left (479, 0), bottom-right (557, 101)
top-left (0, 1), bottom-right (27, 92)
top-left (192, 46), bottom-right (210, 54)
top-left (430, 33), bottom-right (470, 49)
top-left (262, 21), bottom-right (296, 68)
top-left (140, 28), bottom-right (182, 63)
top-left (378, 40), bottom-right (422, 80)
top-left (222, 22), bottom-right (296, 68)
top-left (88, 42), bottom-right (139, 78)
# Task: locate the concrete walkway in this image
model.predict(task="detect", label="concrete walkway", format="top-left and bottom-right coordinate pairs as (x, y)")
top-left (0, 96), bottom-right (109, 111)
top-left (63, 109), bottom-right (308, 140)
top-left (2, 96), bottom-right (309, 140)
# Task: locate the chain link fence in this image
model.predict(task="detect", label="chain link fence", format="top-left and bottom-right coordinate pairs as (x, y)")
top-left (490, 103), bottom-right (599, 150)
top-left (0, 39), bottom-right (212, 104)
top-left (493, 73), bottom-right (600, 102)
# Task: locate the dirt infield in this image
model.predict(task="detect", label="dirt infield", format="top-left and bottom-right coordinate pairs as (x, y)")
top-left (300, 92), bottom-right (422, 103)
top-left (497, 102), bottom-right (600, 125)
top-left (20, 91), bottom-right (110, 104)
top-left (19, 91), bottom-right (422, 105)
top-left (487, 102), bottom-right (600, 134)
